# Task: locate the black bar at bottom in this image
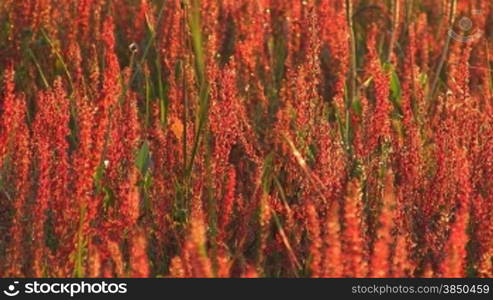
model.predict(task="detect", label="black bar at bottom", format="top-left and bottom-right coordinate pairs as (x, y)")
top-left (0, 278), bottom-right (492, 299)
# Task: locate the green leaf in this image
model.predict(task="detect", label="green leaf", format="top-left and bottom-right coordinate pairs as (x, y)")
top-left (261, 152), bottom-right (274, 193)
top-left (382, 62), bottom-right (401, 104)
top-left (142, 172), bottom-right (153, 212)
top-left (390, 69), bottom-right (401, 104)
top-left (136, 141), bottom-right (150, 174)
top-left (102, 186), bottom-right (114, 210)
top-left (93, 164), bottom-right (105, 193)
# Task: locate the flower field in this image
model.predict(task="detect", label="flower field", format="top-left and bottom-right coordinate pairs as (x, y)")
top-left (0, 0), bottom-right (493, 278)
